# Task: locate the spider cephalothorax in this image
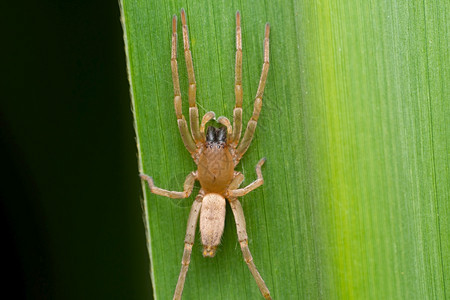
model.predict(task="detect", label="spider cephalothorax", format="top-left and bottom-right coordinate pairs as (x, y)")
top-left (140, 9), bottom-right (271, 300)
top-left (199, 126), bottom-right (234, 194)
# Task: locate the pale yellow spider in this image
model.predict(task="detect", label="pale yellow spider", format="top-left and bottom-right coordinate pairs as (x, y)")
top-left (140, 9), bottom-right (271, 299)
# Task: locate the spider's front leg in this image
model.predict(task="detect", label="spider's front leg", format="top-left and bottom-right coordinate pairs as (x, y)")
top-left (180, 9), bottom-right (202, 144)
top-left (230, 11), bottom-right (243, 146)
top-left (171, 15), bottom-right (197, 153)
top-left (235, 23), bottom-right (270, 161)
top-left (171, 9), bottom-right (205, 156)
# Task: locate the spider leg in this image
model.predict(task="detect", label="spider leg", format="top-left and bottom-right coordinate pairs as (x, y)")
top-left (140, 171), bottom-right (197, 199)
top-left (230, 171), bottom-right (245, 189)
top-left (235, 23), bottom-right (270, 161)
top-left (230, 201), bottom-right (271, 299)
top-left (173, 191), bottom-right (204, 300)
top-left (227, 173), bottom-right (271, 299)
top-left (231, 11), bottom-right (243, 146)
top-left (171, 15), bottom-right (197, 153)
top-left (226, 158), bottom-right (265, 198)
top-left (181, 9), bottom-right (202, 144)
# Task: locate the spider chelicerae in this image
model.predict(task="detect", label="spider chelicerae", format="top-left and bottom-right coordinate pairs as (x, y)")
top-left (140, 9), bottom-right (271, 300)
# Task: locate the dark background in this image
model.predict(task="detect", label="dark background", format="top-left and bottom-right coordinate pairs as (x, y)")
top-left (1, 1), bottom-right (151, 299)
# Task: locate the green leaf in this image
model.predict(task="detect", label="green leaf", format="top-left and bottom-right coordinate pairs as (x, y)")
top-left (121, 0), bottom-right (449, 299)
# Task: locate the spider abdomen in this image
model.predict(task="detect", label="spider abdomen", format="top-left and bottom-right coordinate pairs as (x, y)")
top-left (200, 193), bottom-right (226, 257)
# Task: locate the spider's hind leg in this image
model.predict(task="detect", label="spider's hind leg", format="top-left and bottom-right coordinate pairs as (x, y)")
top-left (230, 200), bottom-right (271, 299)
top-left (173, 191), bottom-right (204, 300)
top-left (227, 172), bottom-right (272, 299)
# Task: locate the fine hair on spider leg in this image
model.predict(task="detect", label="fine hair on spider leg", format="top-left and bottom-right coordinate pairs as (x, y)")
top-left (141, 9), bottom-right (272, 300)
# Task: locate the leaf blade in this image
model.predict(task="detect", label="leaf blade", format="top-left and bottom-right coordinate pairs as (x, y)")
top-left (121, 0), bottom-right (450, 298)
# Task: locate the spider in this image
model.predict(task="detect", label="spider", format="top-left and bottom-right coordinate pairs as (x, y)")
top-left (140, 9), bottom-right (271, 300)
